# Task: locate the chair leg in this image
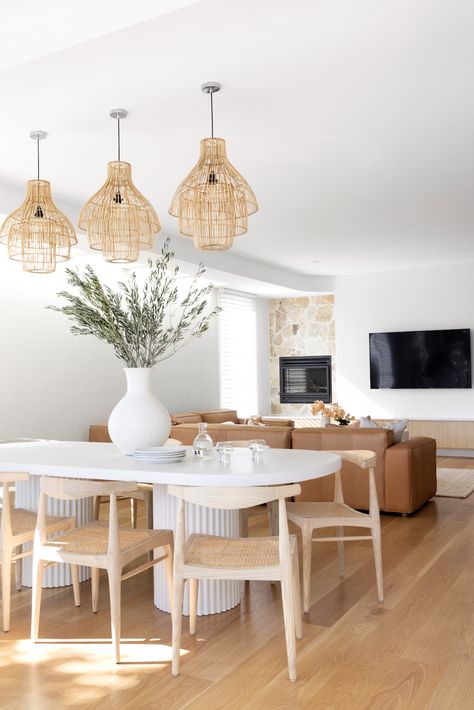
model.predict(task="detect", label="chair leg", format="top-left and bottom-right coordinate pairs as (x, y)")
top-left (171, 574), bottom-right (185, 676)
top-left (280, 560), bottom-right (297, 682)
top-left (14, 548), bottom-right (22, 591)
top-left (107, 564), bottom-right (122, 663)
top-left (2, 550), bottom-right (12, 632)
top-left (269, 501), bottom-right (279, 535)
top-left (239, 509), bottom-right (249, 538)
top-left (189, 579), bottom-right (199, 635)
top-left (91, 567), bottom-right (100, 613)
top-left (302, 520), bottom-right (313, 614)
top-left (30, 556), bottom-right (45, 641)
top-left (336, 526), bottom-right (345, 578)
top-left (130, 498), bottom-right (138, 529)
top-left (292, 548), bottom-right (303, 640)
top-left (71, 564), bottom-right (81, 607)
top-left (164, 547), bottom-right (174, 614)
top-left (93, 496), bottom-right (102, 521)
top-left (371, 525), bottom-right (384, 603)
top-left (144, 490), bottom-right (153, 529)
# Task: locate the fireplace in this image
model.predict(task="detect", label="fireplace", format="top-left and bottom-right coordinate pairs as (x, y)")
top-left (279, 355), bottom-right (332, 404)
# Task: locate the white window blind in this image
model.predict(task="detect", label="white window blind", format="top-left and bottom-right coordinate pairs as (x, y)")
top-left (218, 289), bottom-right (259, 418)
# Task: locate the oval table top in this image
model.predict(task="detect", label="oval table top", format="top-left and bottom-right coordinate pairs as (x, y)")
top-left (0, 441), bottom-right (341, 487)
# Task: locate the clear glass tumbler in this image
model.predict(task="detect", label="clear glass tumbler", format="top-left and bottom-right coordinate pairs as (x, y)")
top-left (248, 439), bottom-right (268, 462)
top-left (216, 441), bottom-right (234, 464)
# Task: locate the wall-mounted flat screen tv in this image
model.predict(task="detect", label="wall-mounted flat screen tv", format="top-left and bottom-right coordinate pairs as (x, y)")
top-left (369, 328), bottom-right (471, 389)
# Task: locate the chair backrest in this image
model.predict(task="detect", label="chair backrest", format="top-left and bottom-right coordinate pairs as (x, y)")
top-left (330, 450), bottom-right (377, 469)
top-left (40, 477), bottom-right (138, 500)
top-left (0, 472), bottom-right (29, 485)
top-left (36, 477), bottom-right (139, 554)
top-left (328, 449), bottom-right (379, 515)
top-left (168, 484), bottom-right (300, 510)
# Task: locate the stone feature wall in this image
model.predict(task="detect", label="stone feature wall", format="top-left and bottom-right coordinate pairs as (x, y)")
top-left (269, 295), bottom-right (336, 416)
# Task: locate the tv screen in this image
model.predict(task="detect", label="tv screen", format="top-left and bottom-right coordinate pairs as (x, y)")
top-left (369, 328), bottom-right (471, 389)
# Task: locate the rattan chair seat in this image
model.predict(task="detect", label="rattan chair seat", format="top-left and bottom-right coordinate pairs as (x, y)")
top-left (287, 502), bottom-right (368, 520)
top-left (42, 521), bottom-right (172, 556)
top-left (1, 508), bottom-right (71, 537)
top-left (184, 533), bottom-right (283, 569)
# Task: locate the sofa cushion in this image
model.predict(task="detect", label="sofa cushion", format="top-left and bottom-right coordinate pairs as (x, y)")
top-left (170, 412), bottom-right (203, 424)
top-left (170, 423), bottom-right (292, 448)
top-left (89, 425), bottom-right (111, 443)
top-left (359, 416), bottom-right (380, 428)
top-left (198, 409), bottom-right (239, 424)
top-left (384, 418), bottom-right (409, 444)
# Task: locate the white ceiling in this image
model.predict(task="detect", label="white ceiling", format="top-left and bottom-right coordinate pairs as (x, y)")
top-left (0, 0), bottom-right (473, 277)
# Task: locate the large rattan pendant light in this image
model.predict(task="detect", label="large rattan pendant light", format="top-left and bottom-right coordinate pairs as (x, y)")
top-left (79, 109), bottom-right (161, 263)
top-left (169, 82), bottom-right (258, 251)
top-left (0, 131), bottom-right (77, 273)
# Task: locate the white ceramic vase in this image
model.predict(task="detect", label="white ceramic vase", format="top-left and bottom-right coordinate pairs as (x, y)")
top-left (319, 414), bottom-right (330, 427)
top-left (108, 367), bottom-right (171, 455)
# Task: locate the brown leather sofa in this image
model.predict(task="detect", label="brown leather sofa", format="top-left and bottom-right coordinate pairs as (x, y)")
top-left (292, 428), bottom-right (436, 514)
top-left (89, 410), bottom-right (437, 514)
top-left (169, 408), bottom-right (294, 448)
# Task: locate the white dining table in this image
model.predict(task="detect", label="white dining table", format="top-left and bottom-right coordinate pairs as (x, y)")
top-left (0, 441), bottom-right (341, 615)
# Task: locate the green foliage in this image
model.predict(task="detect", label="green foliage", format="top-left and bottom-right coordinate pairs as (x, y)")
top-left (48, 238), bottom-right (220, 368)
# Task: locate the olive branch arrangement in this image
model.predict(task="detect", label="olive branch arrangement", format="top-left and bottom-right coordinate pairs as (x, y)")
top-left (48, 238), bottom-right (220, 367)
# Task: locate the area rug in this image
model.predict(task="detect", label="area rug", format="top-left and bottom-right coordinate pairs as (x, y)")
top-left (436, 468), bottom-right (474, 499)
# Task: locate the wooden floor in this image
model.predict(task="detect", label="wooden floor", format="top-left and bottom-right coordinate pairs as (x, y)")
top-left (1, 456), bottom-right (474, 709)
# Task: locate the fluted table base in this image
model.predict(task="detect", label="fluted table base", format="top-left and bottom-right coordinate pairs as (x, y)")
top-left (153, 483), bottom-right (241, 615)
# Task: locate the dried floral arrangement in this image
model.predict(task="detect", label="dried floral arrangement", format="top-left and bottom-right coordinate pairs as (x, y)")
top-left (48, 238), bottom-right (220, 368)
top-left (311, 400), bottom-right (355, 426)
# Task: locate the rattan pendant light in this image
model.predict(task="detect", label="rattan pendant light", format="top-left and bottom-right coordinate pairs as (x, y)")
top-left (0, 132), bottom-right (77, 273)
top-left (79, 109), bottom-right (160, 263)
top-left (169, 82), bottom-right (258, 251)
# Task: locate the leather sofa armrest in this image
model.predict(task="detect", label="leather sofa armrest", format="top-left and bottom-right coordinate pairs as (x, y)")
top-left (384, 437), bottom-right (437, 513)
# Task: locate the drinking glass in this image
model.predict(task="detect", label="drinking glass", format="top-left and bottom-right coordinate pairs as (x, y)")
top-left (216, 441), bottom-right (234, 464)
top-left (248, 439), bottom-right (268, 462)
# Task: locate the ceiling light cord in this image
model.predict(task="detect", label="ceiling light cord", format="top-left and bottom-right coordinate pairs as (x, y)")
top-left (210, 91), bottom-right (214, 138)
top-left (117, 116), bottom-right (121, 162)
top-left (37, 136), bottom-right (40, 180)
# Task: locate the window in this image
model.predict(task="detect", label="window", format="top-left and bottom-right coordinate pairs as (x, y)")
top-left (218, 289), bottom-right (259, 418)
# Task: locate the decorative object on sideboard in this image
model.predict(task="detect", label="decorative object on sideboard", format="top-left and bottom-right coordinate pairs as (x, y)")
top-left (79, 109), bottom-right (161, 263)
top-left (0, 131), bottom-right (77, 273)
top-left (169, 82), bottom-right (258, 251)
top-left (48, 238), bottom-right (219, 454)
top-left (311, 400), bottom-right (355, 426)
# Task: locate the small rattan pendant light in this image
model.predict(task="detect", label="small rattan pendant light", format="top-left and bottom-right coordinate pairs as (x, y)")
top-left (79, 109), bottom-right (160, 263)
top-left (169, 82), bottom-right (258, 251)
top-left (0, 131), bottom-right (77, 273)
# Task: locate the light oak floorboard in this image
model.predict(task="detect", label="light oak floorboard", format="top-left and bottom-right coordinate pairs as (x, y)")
top-left (2, 461), bottom-right (474, 708)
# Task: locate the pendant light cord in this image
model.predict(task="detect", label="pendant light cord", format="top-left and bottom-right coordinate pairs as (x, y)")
top-left (37, 137), bottom-right (40, 180)
top-left (210, 91), bottom-right (214, 138)
top-left (117, 116), bottom-right (121, 161)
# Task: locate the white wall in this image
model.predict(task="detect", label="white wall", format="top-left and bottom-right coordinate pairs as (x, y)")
top-left (0, 252), bottom-right (219, 442)
top-left (335, 262), bottom-right (474, 419)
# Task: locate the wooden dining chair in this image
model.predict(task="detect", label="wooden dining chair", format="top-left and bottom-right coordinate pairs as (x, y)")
top-left (168, 483), bottom-right (302, 682)
top-left (31, 477), bottom-right (174, 662)
top-left (93, 438), bottom-right (183, 529)
top-left (0, 472), bottom-right (75, 632)
top-left (286, 450), bottom-right (383, 614)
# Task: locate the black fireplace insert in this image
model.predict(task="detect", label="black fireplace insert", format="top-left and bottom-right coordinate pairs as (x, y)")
top-left (279, 355), bottom-right (332, 403)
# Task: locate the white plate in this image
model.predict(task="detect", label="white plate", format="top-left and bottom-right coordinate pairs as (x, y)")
top-left (133, 446), bottom-right (186, 455)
